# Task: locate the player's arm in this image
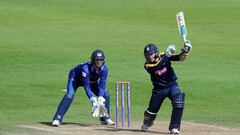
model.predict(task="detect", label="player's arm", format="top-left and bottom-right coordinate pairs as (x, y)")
top-left (93, 66), bottom-right (108, 118)
top-left (170, 53), bottom-right (187, 61)
top-left (179, 40), bottom-right (192, 61)
top-left (81, 68), bottom-right (101, 117)
top-left (82, 68), bottom-right (94, 99)
top-left (98, 66), bottom-right (108, 97)
top-left (169, 41), bottom-right (192, 61)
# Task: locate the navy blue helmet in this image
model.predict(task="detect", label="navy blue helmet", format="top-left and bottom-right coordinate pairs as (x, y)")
top-left (144, 44), bottom-right (159, 58)
top-left (91, 49), bottom-right (105, 60)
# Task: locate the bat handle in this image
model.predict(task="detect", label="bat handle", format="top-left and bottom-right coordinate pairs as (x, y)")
top-left (183, 35), bottom-right (187, 43)
top-left (183, 36), bottom-right (191, 52)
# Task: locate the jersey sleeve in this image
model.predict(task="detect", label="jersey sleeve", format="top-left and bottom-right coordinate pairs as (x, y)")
top-left (144, 62), bottom-right (154, 74)
top-left (169, 54), bottom-right (181, 61)
top-left (98, 66), bottom-right (108, 97)
top-left (82, 66), bottom-right (93, 99)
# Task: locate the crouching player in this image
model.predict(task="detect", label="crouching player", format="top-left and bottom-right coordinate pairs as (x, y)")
top-left (52, 49), bottom-right (115, 126)
top-left (141, 41), bottom-right (192, 134)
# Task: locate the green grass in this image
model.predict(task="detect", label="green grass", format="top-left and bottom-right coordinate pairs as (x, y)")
top-left (0, 0), bottom-right (240, 131)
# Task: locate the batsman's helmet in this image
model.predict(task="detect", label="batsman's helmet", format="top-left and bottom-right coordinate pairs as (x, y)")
top-left (144, 44), bottom-right (159, 58)
top-left (91, 49), bottom-right (105, 61)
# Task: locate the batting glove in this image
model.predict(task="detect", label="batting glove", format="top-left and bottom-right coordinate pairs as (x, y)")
top-left (181, 40), bottom-right (192, 54)
top-left (165, 44), bottom-right (176, 57)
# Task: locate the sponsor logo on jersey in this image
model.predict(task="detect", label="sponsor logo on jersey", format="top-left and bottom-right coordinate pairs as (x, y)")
top-left (82, 71), bottom-right (87, 77)
top-left (155, 67), bottom-right (167, 76)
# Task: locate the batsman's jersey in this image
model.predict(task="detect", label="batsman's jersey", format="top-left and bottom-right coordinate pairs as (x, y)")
top-left (144, 54), bottom-right (181, 90)
top-left (69, 61), bottom-right (108, 98)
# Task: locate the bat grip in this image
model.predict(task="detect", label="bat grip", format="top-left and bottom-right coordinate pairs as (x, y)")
top-left (183, 35), bottom-right (187, 42)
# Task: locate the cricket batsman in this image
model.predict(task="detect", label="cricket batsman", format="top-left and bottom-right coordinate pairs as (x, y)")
top-left (52, 49), bottom-right (115, 126)
top-left (141, 41), bottom-right (192, 134)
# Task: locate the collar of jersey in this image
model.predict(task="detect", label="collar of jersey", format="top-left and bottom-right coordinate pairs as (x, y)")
top-left (145, 60), bottom-right (160, 67)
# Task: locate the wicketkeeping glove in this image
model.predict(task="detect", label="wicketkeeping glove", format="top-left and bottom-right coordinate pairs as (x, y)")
top-left (181, 40), bottom-right (192, 55)
top-left (97, 96), bottom-right (108, 117)
top-left (90, 97), bottom-right (99, 118)
top-left (165, 44), bottom-right (176, 57)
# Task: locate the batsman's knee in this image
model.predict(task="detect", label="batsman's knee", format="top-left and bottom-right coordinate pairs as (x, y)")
top-left (172, 92), bottom-right (185, 108)
top-left (143, 110), bottom-right (157, 127)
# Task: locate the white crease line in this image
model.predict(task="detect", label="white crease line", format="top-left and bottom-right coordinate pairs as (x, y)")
top-left (61, 89), bottom-right (67, 92)
top-left (20, 125), bottom-right (69, 134)
top-left (20, 125), bottom-right (56, 132)
top-left (183, 122), bottom-right (231, 131)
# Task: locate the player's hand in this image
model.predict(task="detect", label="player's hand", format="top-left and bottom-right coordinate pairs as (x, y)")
top-left (90, 97), bottom-right (99, 118)
top-left (181, 40), bottom-right (192, 54)
top-left (165, 44), bottom-right (176, 57)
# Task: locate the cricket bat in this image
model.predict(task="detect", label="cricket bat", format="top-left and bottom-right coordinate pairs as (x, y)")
top-left (176, 11), bottom-right (188, 42)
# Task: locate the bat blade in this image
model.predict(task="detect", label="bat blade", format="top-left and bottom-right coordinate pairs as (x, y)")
top-left (176, 11), bottom-right (187, 42)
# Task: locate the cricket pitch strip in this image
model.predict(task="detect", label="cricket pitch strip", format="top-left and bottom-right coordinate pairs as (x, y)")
top-left (2, 121), bottom-right (239, 135)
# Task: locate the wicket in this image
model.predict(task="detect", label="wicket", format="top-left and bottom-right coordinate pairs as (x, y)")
top-left (115, 81), bottom-right (131, 128)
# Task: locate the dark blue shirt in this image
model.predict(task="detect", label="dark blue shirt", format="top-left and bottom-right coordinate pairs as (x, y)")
top-left (144, 54), bottom-right (180, 90)
top-left (69, 61), bottom-right (108, 98)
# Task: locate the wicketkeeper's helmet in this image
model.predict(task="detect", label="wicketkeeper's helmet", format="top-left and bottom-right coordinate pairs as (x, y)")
top-left (91, 49), bottom-right (105, 62)
top-left (144, 44), bottom-right (159, 58)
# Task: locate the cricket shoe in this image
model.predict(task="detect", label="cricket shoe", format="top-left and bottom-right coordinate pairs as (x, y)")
top-left (170, 128), bottom-right (180, 134)
top-left (141, 124), bottom-right (149, 132)
top-left (100, 119), bottom-right (115, 125)
top-left (52, 119), bottom-right (60, 127)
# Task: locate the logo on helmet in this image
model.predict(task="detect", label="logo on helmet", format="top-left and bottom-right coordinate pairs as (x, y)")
top-left (97, 53), bottom-right (102, 57)
top-left (146, 47), bottom-right (150, 51)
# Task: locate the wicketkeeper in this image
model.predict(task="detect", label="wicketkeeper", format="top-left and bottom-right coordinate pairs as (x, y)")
top-left (52, 49), bottom-right (115, 126)
top-left (141, 41), bottom-right (192, 134)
